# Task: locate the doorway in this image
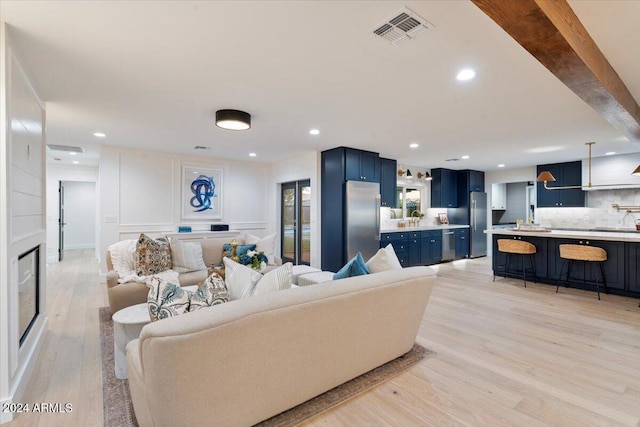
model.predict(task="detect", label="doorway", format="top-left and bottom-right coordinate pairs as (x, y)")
top-left (281, 180), bottom-right (311, 265)
top-left (58, 181), bottom-right (97, 261)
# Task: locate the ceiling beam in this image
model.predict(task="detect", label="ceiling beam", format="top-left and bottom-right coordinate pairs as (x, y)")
top-left (471, 0), bottom-right (640, 144)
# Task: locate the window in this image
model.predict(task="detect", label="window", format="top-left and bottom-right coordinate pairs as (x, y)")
top-left (396, 186), bottom-right (422, 218)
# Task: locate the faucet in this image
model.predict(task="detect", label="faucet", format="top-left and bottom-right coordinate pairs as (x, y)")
top-left (410, 210), bottom-right (422, 226)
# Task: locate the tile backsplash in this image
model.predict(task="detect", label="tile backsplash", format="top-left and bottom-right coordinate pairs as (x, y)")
top-left (536, 188), bottom-right (640, 229)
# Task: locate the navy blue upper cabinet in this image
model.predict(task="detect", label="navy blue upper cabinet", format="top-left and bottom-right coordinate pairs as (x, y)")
top-left (379, 158), bottom-right (397, 207)
top-left (468, 170), bottom-right (485, 192)
top-left (431, 168), bottom-right (458, 208)
top-left (536, 161), bottom-right (584, 207)
top-left (345, 148), bottom-right (380, 182)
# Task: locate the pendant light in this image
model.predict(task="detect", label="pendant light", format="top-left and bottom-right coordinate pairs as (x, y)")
top-left (536, 142), bottom-right (640, 189)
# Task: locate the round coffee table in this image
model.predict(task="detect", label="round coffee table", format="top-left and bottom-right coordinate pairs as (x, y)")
top-left (112, 285), bottom-right (198, 379)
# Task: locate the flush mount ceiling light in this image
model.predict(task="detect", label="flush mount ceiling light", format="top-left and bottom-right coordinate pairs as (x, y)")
top-left (456, 69), bottom-right (476, 81)
top-left (536, 142), bottom-right (640, 189)
top-left (215, 109), bottom-right (251, 131)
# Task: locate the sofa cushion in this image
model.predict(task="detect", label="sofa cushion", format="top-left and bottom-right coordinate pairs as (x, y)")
top-left (147, 277), bottom-right (190, 321)
top-left (170, 239), bottom-right (207, 273)
top-left (245, 233), bottom-right (277, 265)
top-left (223, 258), bottom-right (292, 299)
top-left (135, 234), bottom-right (172, 276)
top-left (366, 244), bottom-right (403, 273)
top-left (190, 273), bottom-right (230, 311)
top-left (334, 252), bottom-right (369, 280)
top-left (108, 239), bottom-right (137, 278)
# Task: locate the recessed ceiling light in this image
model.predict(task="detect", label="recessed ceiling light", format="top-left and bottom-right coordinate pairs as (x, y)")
top-left (69, 152), bottom-right (76, 156)
top-left (456, 69), bottom-right (476, 81)
top-left (72, 161), bottom-right (79, 164)
top-left (93, 132), bottom-right (106, 138)
top-left (605, 151), bottom-right (616, 156)
top-left (309, 129), bottom-right (320, 136)
top-left (249, 152), bottom-right (257, 157)
top-left (409, 143), bottom-right (419, 149)
top-left (461, 155), bottom-right (470, 159)
top-left (497, 164), bottom-right (505, 168)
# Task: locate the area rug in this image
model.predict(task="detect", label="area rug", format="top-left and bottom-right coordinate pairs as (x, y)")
top-left (99, 307), bottom-right (435, 427)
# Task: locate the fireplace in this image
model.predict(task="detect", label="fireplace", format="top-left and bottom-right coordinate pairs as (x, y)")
top-left (18, 246), bottom-right (40, 346)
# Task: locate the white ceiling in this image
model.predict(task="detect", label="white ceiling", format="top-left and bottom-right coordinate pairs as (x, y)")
top-left (2, 0), bottom-right (639, 171)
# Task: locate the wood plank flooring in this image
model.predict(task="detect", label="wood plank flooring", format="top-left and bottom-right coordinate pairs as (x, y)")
top-left (7, 250), bottom-right (640, 426)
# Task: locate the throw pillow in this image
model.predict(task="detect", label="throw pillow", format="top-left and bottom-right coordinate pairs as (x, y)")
top-left (333, 252), bottom-right (369, 280)
top-left (107, 239), bottom-right (137, 278)
top-left (223, 257), bottom-right (262, 300)
top-left (147, 277), bottom-right (190, 321)
top-left (169, 239), bottom-right (207, 273)
top-left (245, 232), bottom-right (277, 264)
top-left (253, 262), bottom-right (293, 295)
top-left (135, 234), bottom-right (172, 276)
top-left (223, 258), bottom-right (293, 299)
top-left (190, 273), bottom-right (230, 311)
top-left (366, 244), bottom-right (403, 273)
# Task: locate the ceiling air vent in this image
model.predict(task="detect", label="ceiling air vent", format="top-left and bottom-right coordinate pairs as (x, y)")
top-left (372, 7), bottom-right (434, 45)
top-left (47, 144), bottom-right (85, 153)
top-left (445, 158), bottom-right (461, 162)
top-left (194, 146), bottom-right (211, 150)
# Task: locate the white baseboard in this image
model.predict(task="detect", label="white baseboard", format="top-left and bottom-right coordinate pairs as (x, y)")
top-left (0, 317), bottom-right (47, 425)
top-left (64, 244), bottom-right (95, 250)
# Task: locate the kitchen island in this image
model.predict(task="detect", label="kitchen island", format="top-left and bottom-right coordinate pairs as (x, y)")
top-left (486, 228), bottom-right (640, 297)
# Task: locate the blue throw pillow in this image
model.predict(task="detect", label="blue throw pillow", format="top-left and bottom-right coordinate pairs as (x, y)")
top-left (333, 252), bottom-right (369, 280)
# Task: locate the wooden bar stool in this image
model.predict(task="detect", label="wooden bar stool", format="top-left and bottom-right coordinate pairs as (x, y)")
top-left (557, 244), bottom-right (608, 300)
top-left (493, 239), bottom-right (537, 287)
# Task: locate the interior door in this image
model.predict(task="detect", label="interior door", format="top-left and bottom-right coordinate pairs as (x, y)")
top-left (280, 180), bottom-right (311, 265)
top-left (58, 181), bottom-right (65, 261)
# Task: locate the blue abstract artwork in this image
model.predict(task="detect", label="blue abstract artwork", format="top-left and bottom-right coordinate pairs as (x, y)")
top-left (182, 166), bottom-right (223, 220)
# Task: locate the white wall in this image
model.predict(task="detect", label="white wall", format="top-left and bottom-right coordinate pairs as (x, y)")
top-left (99, 145), bottom-right (270, 275)
top-left (0, 24), bottom-right (48, 424)
top-left (45, 164), bottom-right (98, 263)
top-left (267, 151), bottom-right (320, 267)
top-left (62, 181), bottom-right (96, 250)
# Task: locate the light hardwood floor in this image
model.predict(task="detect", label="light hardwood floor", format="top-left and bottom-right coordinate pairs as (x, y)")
top-left (8, 250), bottom-right (640, 426)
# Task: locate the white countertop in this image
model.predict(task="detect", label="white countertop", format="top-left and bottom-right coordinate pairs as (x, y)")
top-left (485, 228), bottom-right (640, 242)
top-left (380, 224), bottom-right (470, 233)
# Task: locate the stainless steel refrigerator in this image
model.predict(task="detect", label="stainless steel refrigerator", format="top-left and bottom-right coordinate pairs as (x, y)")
top-left (470, 191), bottom-right (488, 257)
top-left (345, 181), bottom-right (381, 261)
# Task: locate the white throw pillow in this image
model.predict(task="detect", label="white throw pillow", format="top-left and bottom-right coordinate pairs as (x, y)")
top-left (253, 262), bottom-right (293, 295)
top-left (108, 239), bottom-right (137, 278)
top-left (223, 258), bottom-right (292, 299)
top-left (170, 239), bottom-right (207, 273)
top-left (366, 244), bottom-right (403, 273)
top-left (245, 232), bottom-right (277, 265)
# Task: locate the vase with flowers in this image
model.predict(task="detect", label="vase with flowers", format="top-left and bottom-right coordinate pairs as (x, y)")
top-left (240, 250), bottom-right (268, 271)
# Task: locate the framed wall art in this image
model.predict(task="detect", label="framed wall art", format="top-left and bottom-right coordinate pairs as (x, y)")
top-left (181, 166), bottom-right (223, 221)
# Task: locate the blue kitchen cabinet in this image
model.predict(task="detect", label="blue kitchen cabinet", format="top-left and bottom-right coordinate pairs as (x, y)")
top-left (431, 168), bottom-right (458, 208)
top-left (379, 157), bottom-right (397, 208)
top-left (536, 161), bottom-right (584, 207)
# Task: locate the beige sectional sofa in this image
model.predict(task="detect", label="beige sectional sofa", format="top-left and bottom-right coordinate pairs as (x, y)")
top-left (107, 237), bottom-right (256, 314)
top-left (126, 266), bottom-right (435, 427)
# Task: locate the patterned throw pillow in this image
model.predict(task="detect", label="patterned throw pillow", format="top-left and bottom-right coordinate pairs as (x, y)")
top-left (147, 277), bottom-right (190, 322)
top-left (190, 273), bottom-right (230, 311)
top-left (135, 234), bottom-right (172, 276)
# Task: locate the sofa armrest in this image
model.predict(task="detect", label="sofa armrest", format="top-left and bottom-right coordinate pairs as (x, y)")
top-left (107, 270), bottom-right (120, 289)
top-left (273, 256), bottom-right (283, 266)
